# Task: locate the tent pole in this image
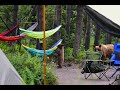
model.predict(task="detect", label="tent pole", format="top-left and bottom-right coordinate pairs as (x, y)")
top-left (43, 5), bottom-right (46, 85)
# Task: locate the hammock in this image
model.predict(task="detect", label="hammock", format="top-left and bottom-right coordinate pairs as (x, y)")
top-left (49, 39), bottom-right (63, 50)
top-left (0, 22), bottom-right (38, 42)
top-left (22, 39), bottom-right (63, 57)
top-left (0, 23), bottom-right (19, 36)
top-left (20, 22), bottom-right (38, 36)
top-left (19, 25), bottom-right (62, 39)
top-left (0, 35), bottom-right (25, 41)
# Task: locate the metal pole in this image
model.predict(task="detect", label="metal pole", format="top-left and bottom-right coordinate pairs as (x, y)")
top-left (43, 5), bottom-right (46, 85)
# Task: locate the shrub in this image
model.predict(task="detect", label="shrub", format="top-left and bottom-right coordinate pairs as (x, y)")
top-left (75, 50), bottom-right (86, 63)
top-left (5, 46), bottom-right (57, 85)
top-left (64, 47), bottom-right (74, 62)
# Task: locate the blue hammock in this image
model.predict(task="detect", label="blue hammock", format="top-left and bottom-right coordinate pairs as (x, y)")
top-left (22, 39), bottom-right (62, 57)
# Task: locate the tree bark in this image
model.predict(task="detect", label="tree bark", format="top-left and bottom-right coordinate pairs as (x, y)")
top-left (94, 23), bottom-right (101, 48)
top-left (66, 5), bottom-right (71, 37)
top-left (55, 5), bottom-right (62, 41)
top-left (31, 5), bottom-right (37, 26)
top-left (73, 5), bottom-right (83, 57)
top-left (84, 15), bottom-right (91, 51)
top-left (29, 5), bottom-right (37, 45)
top-left (36, 5), bottom-right (43, 50)
top-left (12, 5), bottom-right (18, 36)
top-left (106, 33), bottom-right (112, 44)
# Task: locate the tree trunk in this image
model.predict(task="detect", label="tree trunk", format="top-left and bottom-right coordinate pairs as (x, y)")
top-left (29, 5), bottom-right (37, 45)
top-left (106, 33), bottom-right (112, 44)
top-left (66, 5), bottom-right (71, 37)
top-left (13, 5), bottom-right (21, 46)
top-left (31, 5), bottom-right (37, 27)
top-left (84, 15), bottom-right (91, 51)
top-left (55, 5), bottom-right (62, 41)
top-left (116, 37), bottom-right (119, 43)
top-left (73, 5), bottom-right (83, 57)
top-left (94, 23), bottom-right (101, 48)
top-left (12, 5), bottom-right (18, 36)
top-left (36, 5), bottom-right (43, 50)
top-left (5, 12), bottom-right (12, 35)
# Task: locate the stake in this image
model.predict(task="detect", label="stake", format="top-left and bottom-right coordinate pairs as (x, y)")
top-left (43, 5), bottom-right (46, 85)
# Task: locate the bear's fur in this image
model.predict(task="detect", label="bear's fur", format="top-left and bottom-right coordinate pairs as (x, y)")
top-left (95, 44), bottom-right (114, 60)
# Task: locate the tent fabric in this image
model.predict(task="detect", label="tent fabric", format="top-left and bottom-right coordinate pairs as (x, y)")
top-left (22, 39), bottom-right (63, 57)
top-left (0, 49), bottom-right (24, 85)
top-left (87, 5), bottom-right (120, 26)
top-left (19, 25), bottom-right (62, 39)
top-left (0, 22), bottom-right (38, 42)
top-left (83, 5), bottom-right (120, 38)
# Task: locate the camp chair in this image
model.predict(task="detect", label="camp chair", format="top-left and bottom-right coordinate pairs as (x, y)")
top-left (81, 51), bottom-right (110, 81)
top-left (110, 43), bottom-right (120, 78)
top-left (109, 74), bottom-right (120, 85)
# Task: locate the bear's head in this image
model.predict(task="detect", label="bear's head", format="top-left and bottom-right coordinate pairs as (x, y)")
top-left (95, 44), bottom-right (102, 51)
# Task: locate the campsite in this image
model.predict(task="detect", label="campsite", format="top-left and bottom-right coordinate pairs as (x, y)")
top-left (0, 5), bottom-right (120, 85)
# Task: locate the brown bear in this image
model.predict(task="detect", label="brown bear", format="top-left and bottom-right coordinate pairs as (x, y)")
top-left (95, 44), bottom-right (114, 60)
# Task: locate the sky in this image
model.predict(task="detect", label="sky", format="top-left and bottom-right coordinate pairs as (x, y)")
top-left (88, 5), bottom-right (120, 26)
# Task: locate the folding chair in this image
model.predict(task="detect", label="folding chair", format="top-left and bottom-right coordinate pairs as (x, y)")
top-left (109, 74), bottom-right (120, 85)
top-left (109, 43), bottom-right (120, 78)
top-left (81, 51), bottom-right (110, 81)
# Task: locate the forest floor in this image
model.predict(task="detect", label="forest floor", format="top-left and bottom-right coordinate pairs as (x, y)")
top-left (55, 62), bottom-right (119, 85)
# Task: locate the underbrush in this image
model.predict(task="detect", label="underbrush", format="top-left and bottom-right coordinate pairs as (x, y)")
top-left (64, 47), bottom-right (86, 63)
top-left (1, 43), bottom-right (58, 85)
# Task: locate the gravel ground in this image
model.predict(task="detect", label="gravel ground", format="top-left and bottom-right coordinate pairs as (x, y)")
top-left (55, 63), bottom-right (119, 85)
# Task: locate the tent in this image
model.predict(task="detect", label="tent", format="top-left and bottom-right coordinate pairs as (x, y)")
top-left (83, 5), bottom-right (120, 38)
top-left (0, 49), bottom-right (24, 85)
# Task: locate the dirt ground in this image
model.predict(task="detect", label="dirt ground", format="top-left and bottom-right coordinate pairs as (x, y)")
top-left (55, 62), bottom-right (120, 85)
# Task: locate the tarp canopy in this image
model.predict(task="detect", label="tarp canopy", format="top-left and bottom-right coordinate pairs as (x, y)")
top-left (83, 5), bottom-right (120, 38)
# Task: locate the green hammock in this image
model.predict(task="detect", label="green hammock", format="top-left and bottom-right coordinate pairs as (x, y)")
top-left (22, 39), bottom-right (63, 57)
top-left (19, 25), bottom-right (62, 39)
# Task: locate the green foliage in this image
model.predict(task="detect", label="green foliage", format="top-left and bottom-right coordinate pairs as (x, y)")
top-left (7, 51), bottom-right (57, 85)
top-left (64, 47), bottom-right (74, 62)
top-left (0, 43), bottom-right (58, 85)
top-left (46, 5), bottom-right (56, 29)
top-left (75, 50), bottom-right (86, 63)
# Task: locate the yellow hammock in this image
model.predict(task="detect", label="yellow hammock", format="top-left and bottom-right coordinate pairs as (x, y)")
top-left (19, 25), bottom-right (62, 39)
